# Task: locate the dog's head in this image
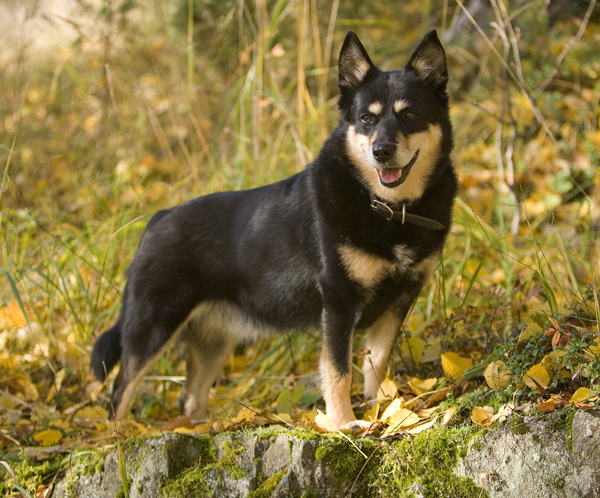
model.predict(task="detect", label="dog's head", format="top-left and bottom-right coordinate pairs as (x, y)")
top-left (339, 30), bottom-right (453, 204)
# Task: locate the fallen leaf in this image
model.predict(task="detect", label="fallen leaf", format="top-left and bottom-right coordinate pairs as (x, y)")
top-left (518, 322), bottom-right (543, 343)
top-left (441, 406), bottom-right (458, 427)
top-left (314, 410), bottom-right (337, 432)
top-left (484, 361), bottom-right (511, 390)
top-left (570, 387), bottom-right (592, 403)
top-left (491, 404), bottom-right (513, 423)
top-left (381, 398), bottom-right (405, 421)
top-left (401, 337), bottom-right (425, 364)
top-left (406, 376), bottom-right (437, 396)
top-left (162, 415), bottom-right (193, 432)
top-left (523, 364), bottom-right (551, 391)
top-left (406, 416), bottom-right (438, 434)
top-left (363, 403), bottom-right (379, 422)
top-left (387, 408), bottom-right (420, 428)
top-left (33, 429), bottom-right (63, 446)
top-left (441, 352), bottom-right (474, 381)
top-left (377, 377), bottom-right (399, 399)
top-left (234, 407), bottom-right (258, 424)
top-left (471, 406), bottom-right (494, 427)
top-left (35, 484), bottom-right (52, 498)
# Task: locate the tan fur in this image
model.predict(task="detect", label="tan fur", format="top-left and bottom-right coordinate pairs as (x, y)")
top-left (338, 244), bottom-right (395, 288)
top-left (181, 328), bottom-right (234, 422)
top-left (363, 310), bottom-right (401, 399)
top-left (394, 100), bottom-right (408, 113)
top-left (115, 300), bottom-right (271, 420)
top-left (338, 244), bottom-right (417, 288)
top-left (115, 339), bottom-right (176, 419)
top-left (368, 102), bottom-right (383, 115)
top-left (410, 45), bottom-right (446, 87)
top-left (320, 345), bottom-right (355, 427)
top-left (411, 251), bottom-right (440, 283)
top-left (340, 44), bottom-right (371, 89)
top-left (346, 123), bottom-right (442, 204)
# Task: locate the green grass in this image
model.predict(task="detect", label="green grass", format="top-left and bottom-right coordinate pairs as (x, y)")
top-left (0, 0), bottom-right (599, 429)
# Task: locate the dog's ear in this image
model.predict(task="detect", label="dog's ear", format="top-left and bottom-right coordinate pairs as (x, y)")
top-left (338, 31), bottom-right (376, 92)
top-left (405, 29), bottom-right (448, 94)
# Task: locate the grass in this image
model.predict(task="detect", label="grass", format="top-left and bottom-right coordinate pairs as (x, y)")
top-left (0, 0), bottom-right (599, 457)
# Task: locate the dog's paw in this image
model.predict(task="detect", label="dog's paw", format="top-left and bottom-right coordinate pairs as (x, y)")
top-left (338, 419), bottom-right (373, 432)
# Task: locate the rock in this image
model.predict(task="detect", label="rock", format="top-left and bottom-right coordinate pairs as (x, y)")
top-left (56, 410), bottom-right (600, 498)
top-left (456, 408), bottom-right (600, 498)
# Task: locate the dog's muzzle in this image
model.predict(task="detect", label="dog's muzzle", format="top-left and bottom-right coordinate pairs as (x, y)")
top-left (375, 149), bottom-right (420, 188)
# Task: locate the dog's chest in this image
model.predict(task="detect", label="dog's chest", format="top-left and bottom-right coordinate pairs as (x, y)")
top-left (337, 243), bottom-right (435, 289)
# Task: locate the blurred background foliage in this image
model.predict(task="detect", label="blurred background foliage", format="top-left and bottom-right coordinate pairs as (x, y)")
top-left (0, 0), bottom-right (599, 431)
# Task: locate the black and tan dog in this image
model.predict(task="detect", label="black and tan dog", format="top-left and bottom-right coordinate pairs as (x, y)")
top-left (91, 29), bottom-right (457, 429)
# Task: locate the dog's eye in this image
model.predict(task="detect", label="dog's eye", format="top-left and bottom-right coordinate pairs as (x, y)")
top-left (404, 111), bottom-right (417, 120)
top-left (360, 114), bottom-right (374, 124)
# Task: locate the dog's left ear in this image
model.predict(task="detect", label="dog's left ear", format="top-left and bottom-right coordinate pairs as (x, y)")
top-left (405, 29), bottom-right (448, 94)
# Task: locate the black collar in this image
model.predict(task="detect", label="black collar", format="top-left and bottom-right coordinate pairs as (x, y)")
top-left (369, 193), bottom-right (445, 230)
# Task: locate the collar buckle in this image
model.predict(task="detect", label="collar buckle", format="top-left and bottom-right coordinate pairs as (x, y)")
top-left (370, 199), bottom-right (394, 221)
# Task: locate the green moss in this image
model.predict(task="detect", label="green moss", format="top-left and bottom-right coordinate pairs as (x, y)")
top-left (218, 441), bottom-right (245, 480)
top-left (549, 475), bottom-right (565, 489)
top-left (511, 422), bottom-right (530, 435)
top-left (247, 469), bottom-right (286, 498)
top-left (300, 490), bottom-right (318, 498)
top-left (0, 452), bottom-right (63, 495)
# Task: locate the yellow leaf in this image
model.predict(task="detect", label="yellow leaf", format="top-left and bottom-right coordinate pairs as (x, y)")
top-left (401, 337), bottom-right (425, 363)
top-left (387, 408), bottom-right (419, 428)
top-left (314, 410), bottom-right (338, 432)
top-left (471, 406), bottom-right (494, 427)
top-left (191, 422), bottom-right (213, 434)
top-left (571, 388), bottom-right (592, 403)
top-left (115, 419), bottom-right (148, 438)
top-left (15, 375), bottom-right (39, 401)
top-left (75, 405), bottom-right (108, 420)
top-left (381, 398), bottom-right (405, 421)
top-left (523, 364), bottom-right (551, 391)
top-left (406, 416), bottom-right (438, 434)
top-left (441, 352), bottom-right (474, 381)
top-left (406, 376), bottom-right (437, 396)
top-left (33, 429), bottom-right (63, 446)
top-left (441, 406), bottom-right (458, 427)
top-left (540, 350), bottom-right (567, 373)
top-left (518, 323), bottom-right (543, 343)
top-left (421, 342), bottom-right (442, 363)
top-left (491, 404), bottom-right (513, 424)
top-left (376, 377), bottom-right (398, 399)
top-left (484, 361), bottom-right (511, 390)
top-left (363, 403), bottom-right (379, 422)
top-left (235, 407), bottom-right (258, 424)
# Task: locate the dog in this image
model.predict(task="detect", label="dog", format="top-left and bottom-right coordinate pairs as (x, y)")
top-left (91, 29), bottom-right (457, 429)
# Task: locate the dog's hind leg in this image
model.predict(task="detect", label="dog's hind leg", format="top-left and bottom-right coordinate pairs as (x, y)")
top-left (178, 321), bottom-right (235, 423)
top-left (108, 305), bottom-right (189, 420)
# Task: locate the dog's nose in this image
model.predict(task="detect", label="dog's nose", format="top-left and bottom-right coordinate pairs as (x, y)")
top-left (372, 143), bottom-right (397, 163)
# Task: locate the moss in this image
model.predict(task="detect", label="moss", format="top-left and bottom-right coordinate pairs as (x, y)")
top-left (549, 475), bottom-right (565, 489)
top-left (0, 452), bottom-right (63, 495)
top-left (300, 490), bottom-right (318, 498)
top-left (311, 425), bottom-right (488, 498)
top-left (217, 441), bottom-right (245, 480)
top-left (247, 469), bottom-right (286, 498)
top-left (511, 422), bottom-right (530, 435)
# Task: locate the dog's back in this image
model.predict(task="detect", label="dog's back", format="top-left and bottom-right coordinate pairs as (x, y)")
top-left (91, 29), bottom-right (457, 428)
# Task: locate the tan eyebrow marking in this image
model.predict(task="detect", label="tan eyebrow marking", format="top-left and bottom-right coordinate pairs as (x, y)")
top-left (368, 102), bottom-right (383, 115)
top-left (394, 100), bottom-right (408, 113)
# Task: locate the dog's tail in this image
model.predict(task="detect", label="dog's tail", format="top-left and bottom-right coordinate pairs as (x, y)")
top-left (91, 323), bottom-right (122, 381)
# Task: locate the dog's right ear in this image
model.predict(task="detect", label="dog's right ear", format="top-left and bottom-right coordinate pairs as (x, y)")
top-left (338, 31), bottom-right (376, 93)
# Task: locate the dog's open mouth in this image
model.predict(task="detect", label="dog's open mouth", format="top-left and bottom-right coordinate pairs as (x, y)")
top-left (377, 150), bottom-right (420, 188)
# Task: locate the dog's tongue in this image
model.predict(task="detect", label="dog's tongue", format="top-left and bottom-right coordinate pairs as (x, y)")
top-left (379, 168), bottom-right (401, 184)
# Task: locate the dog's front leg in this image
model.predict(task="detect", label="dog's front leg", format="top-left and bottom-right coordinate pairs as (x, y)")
top-left (320, 308), bottom-right (356, 428)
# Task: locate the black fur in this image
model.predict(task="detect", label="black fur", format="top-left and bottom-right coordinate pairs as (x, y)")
top-left (91, 29), bottom-right (457, 426)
